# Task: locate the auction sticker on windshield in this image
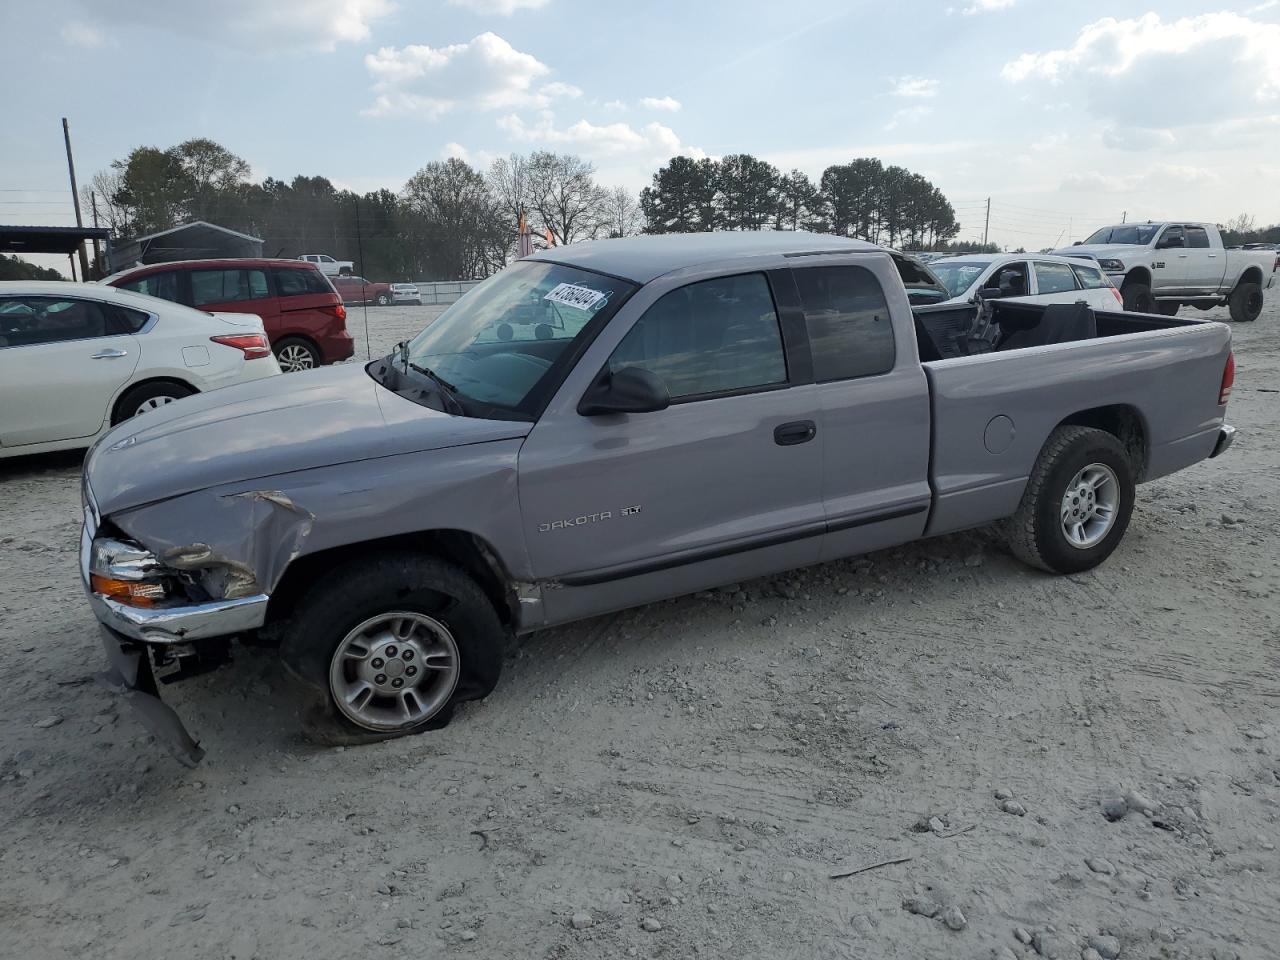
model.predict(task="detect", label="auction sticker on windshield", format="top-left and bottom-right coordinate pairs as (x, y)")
top-left (545, 283), bottom-right (606, 311)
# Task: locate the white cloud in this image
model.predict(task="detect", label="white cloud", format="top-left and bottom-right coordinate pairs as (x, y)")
top-left (890, 75), bottom-right (938, 98)
top-left (1101, 126), bottom-right (1177, 151)
top-left (447, 0), bottom-right (550, 13)
top-left (69, 0), bottom-right (392, 52)
top-left (885, 105), bottom-right (932, 130)
top-left (364, 33), bottom-right (554, 118)
top-left (639, 96), bottom-right (682, 112)
top-left (61, 22), bottom-right (105, 48)
top-left (1248, 0), bottom-right (1279, 12)
top-left (958, 0), bottom-right (1017, 14)
top-left (1060, 163), bottom-right (1218, 194)
top-left (441, 142), bottom-right (497, 168)
top-left (602, 99), bottom-right (628, 112)
top-left (540, 81), bottom-right (582, 99)
top-left (497, 111), bottom-right (705, 160)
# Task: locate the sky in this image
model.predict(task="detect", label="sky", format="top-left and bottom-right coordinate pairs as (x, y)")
top-left (3, 0), bottom-right (1280, 264)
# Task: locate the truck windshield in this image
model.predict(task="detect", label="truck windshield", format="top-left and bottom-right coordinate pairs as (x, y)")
top-left (1082, 224), bottom-right (1162, 245)
top-left (929, 261), bottom-right (987, 298)
top-left (395, 260), bottom-right (636, 416)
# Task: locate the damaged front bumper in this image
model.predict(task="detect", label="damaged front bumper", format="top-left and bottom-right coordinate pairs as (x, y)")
top-left (97, 626), bottom-right (208, 767)
top-left (81, 500), bottom-right (263, 766)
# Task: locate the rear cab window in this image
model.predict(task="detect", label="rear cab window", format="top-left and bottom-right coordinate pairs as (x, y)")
top-left (1186, 226), bottom-right (1210, 249)
top-left (792, 265), bottom-right (895, 380)
top-left (0, 296), bottom-right (115, 347)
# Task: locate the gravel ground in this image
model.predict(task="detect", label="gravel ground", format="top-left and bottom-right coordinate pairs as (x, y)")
top-left (1, 299), bottom-right (1278, 960)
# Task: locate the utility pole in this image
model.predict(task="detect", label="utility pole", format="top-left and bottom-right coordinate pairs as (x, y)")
top-left (1121, 210), bottom-right (1127, 223)
top-left (91, 191), bottom-right (102, 276)
top-left (62, 117), bottom-right (90, 280)
top-left (982, 197), bottom-right (991, 249)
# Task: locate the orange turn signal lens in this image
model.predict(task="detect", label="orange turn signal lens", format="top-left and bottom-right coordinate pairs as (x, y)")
top-left (90, 574), bottom-right (166, 608)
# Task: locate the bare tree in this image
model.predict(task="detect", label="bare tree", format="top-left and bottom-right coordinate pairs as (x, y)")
top-left (526, 152), bottom-right (608, 246)
top-left (487, 154), bottom-right (531, 225)
top-left (1225, 212), bottom-right (1256, 235)
top-left (601, 186), bottom-right (644, 237)
top-left (80, 169), bottom-right (130, 235)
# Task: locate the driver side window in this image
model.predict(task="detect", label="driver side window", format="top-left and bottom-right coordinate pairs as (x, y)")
top-left (608, 273), bottom-right (787, 401)
top-left (1160, 225), bottom-right (1185, 248)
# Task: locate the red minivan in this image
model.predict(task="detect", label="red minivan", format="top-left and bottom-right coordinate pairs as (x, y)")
top-left (105, 259), bottom-right (355, 371)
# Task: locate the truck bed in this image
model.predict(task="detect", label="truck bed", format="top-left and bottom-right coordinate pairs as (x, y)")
top-left (911, 299), bottom-right (1232, 539)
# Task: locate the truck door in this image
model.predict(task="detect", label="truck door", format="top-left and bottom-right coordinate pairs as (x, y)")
top-left (518, 270), bottom-right (825, 624)
top-left (1183, 225), bottom-right (1223, 293)
top-left (786, 260), bottom-right (932, 563)
top-left (1154, 224), bottom-right (1191, 291)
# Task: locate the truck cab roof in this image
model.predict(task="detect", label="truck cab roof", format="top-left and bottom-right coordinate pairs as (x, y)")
top-left (526, 231), bottom-right (880, 284)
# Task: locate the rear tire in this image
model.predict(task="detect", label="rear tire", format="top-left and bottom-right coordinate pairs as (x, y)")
top-left (375, 293), bottom-right (391, 306)
top-left (1002, 426), bottom-right (1136, 574)
top-left (1228, 281), bottom-right (1263, 323)
top-left (274, 336), bottom-right (321, 372)
top-left (1156, 302), bottom-right (1180, 316)
top-left (112, 381), bottom-right (195, 424)
top-left (280, 552), bottom-right (504, 741)
top-left (1121, 280), bottom-right (1155, 313)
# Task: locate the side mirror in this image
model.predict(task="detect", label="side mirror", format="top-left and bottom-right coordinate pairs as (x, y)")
top-left (1157, 236), bottom-right (1184, 249)
top-left (1072, 241), bottom-right (1083, 246)
top-left (578, 366), bottom-right (670, 416)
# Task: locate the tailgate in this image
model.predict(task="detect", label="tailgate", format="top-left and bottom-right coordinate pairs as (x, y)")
top-left (921, 318), bottom-right (1231, 537)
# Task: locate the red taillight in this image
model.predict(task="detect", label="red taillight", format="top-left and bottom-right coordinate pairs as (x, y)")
top-left (211, 333), bottom-right (271, 361)
top-left (321, 302), bottom-right (347, 321)
top-left (1110, 286), bottom-right (1124, 306)
top-left (1219, 351), bottom-right (1235, 406)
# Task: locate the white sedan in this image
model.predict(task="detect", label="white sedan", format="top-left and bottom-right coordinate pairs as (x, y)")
top-left (929, 254), bottom-right (1125, 310)
top-left (0, 281), bottom-right (279, 460)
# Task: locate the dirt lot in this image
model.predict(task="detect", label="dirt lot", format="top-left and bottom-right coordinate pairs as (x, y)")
top-left (1, 300), bottom-right (1277, 960)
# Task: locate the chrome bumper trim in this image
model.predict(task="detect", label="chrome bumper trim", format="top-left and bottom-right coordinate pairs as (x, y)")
top-left (87, 592), bottom-right (270, 644)
top-left (1210, 424), bottom-right (1236, 459)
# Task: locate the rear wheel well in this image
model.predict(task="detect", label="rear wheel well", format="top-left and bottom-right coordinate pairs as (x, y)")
top-left (263, 530), bottom-right (516, 635)
top-left (1234, 266), bottom-right (1263, 290)
top-left (1056, 404), bottom-right (1147, 480)
top-left (110, 377), bottom-right (198, 424)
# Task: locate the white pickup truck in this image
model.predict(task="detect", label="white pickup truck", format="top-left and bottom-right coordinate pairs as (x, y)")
top-left (298, 254), bottom-right (354, 277)
top-left (1057, 222), bottom-right (1277, 321)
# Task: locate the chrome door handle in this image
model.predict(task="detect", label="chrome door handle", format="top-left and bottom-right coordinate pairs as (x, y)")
top-left (91, 348), bottom-right (128, 359)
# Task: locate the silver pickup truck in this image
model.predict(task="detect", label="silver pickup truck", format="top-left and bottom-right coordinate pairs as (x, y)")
top-left (80, 233), bottom-right (1237, 763)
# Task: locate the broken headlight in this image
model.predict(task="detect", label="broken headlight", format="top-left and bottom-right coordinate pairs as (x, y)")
top-left (89, 538), bottom-right (171, 607)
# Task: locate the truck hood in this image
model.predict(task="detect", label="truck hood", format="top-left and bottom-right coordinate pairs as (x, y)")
top-left (1053, 244), bottom-right (1149, 262)
top-left (85, 363), bottom-right (532, 516)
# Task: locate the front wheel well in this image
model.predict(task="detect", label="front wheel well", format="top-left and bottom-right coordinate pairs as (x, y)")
top-left (110, 376), bottom-right (198, 424)
top-left (263, 530), bottom-right (517, 635)
top-left (1056, 404), bottom-right (1148, 480)
top-left (1122, 267), bottom-right (1152, 289)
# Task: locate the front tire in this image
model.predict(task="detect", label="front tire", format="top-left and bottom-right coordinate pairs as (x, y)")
top-left (280, 553), bottom-right (504, 739)
top-left (1121, 280), bottom-right (1155, 313)
top-left (112, 381), bottom-right (195, 424)
top-left (1003, 426), bottom-right (1136, 574)
top-left (1228, 281), bottom-right (1263, 323)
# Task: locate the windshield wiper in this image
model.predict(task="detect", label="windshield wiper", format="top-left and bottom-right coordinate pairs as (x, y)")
top-left (407, 360), bottom-right (466, 415)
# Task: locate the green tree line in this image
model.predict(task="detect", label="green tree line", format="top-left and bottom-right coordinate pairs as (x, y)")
top-left (83, 138), bottom-right (964, 281)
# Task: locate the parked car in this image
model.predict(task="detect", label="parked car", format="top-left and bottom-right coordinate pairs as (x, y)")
top-left (1055, 222), bottom-right (1277, 320)
top-left (79, 232), bottom-right (1235, 762)
top-left (930, 254), bottom-right (1124, 311)
top-left (298, 254), bottom-right (353, 277)
top-left (331, 275), bottom-right (394, 306)
top-left (0, 281), bottom-right (278, 460)
top-left (391, 283), bottom-right (422, 305)
top-left (105, 259), bottom-right (354, 371)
